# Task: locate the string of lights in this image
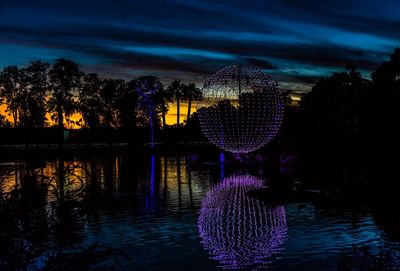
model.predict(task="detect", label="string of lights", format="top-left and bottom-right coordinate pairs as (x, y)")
top-left (197, 65), bottom-right (284, 153)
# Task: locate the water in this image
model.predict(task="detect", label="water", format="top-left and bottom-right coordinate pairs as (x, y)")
top-left (1, 153), bottom-right (399, 270)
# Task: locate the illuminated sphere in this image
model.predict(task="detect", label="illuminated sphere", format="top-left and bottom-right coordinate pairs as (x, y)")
top-left (198, 175), bottom-right (287, 270)
top-left (197, 65), bottom-right (284, 153)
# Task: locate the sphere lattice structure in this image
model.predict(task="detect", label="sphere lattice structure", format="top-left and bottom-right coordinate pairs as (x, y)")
top-left (198, 175), bottom-right (287, 270)
top-left (197, 65), bottom-right (284, 153)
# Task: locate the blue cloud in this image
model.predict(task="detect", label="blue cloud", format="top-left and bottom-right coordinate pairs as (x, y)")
top-left (0, 0), bottom-right (399, 91)
top-left (116, 46), bottom-right (236, 61)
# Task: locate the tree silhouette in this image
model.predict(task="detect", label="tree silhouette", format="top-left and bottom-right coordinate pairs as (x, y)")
top-left (100, 79), bottom-right (136, 129)
top-left (0, 62), bottom-right (49, 129)
top-left (182, 82), bottom-right (202, 126)
top-left (372, 48), bottom-right (400, 83)
top-left (79, 73), bottom-right (103, 129)
top-left (154, 85), bottom-right (173, 128)
top-left (133, 76), bottom-right (163, 143)
top-left (300, 65), bottom-right (369, 149)
top-left (117, 79), bottom-right (138, 130)
top-left (0, 66), bottom-right (21, 127)
top-left (19, 61), bottom-right (49, 128)
top-left (167, 80), bottom-right (184, 126)
top-left (48, 59), bottom-right (83, 131)
top-left (99, 79), bottom-right (120, 128)
top-left (371, 48), bottom-right (400, 143)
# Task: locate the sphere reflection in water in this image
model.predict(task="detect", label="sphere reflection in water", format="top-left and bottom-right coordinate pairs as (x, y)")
top-left (198, 175), bottom-right (287, 270)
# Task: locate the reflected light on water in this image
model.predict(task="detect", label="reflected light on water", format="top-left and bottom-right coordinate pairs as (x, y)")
top-left (198, 174), bottom-right (287, 270)
top-left (1, 156), bottom-right (400, 270)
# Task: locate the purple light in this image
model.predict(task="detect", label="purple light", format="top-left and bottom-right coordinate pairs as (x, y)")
top-left (198, 175), bottom-right (287, 270)
top-left (220, 152), bottom-right (225, 180)
top-left (150, 155), bottom-right (155, 200)
top-left (144, 155), bottom-right (156, 210)
top-left (197, 65), bottom-right (284, 153)
top-left (133, 76), bottom-right (162, 147)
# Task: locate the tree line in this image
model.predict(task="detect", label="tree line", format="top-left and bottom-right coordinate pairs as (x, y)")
top-left (286, 48), bottom-right (400, 156)
top-left (1, 48), bottom-right (400, 149)
top-left (0, 59), bottom-right (202, 130)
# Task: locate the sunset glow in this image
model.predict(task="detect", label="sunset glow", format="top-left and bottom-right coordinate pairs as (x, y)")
top-left (1, 102), bottom-right (197, 128)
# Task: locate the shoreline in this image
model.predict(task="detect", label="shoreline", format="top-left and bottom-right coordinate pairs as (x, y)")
top-left (0, 141), bottom-right (218, 157)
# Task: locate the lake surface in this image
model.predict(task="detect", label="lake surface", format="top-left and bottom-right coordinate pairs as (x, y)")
top-left (1, 152), bottom-right (399, 270)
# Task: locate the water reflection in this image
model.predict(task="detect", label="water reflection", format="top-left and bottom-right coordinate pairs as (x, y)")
top-left (198, 174), bottom-right (287, 270)
top-left (0, 155), bottom-right (216, 270)
top-left (1, 155), bottom-right (400, 270)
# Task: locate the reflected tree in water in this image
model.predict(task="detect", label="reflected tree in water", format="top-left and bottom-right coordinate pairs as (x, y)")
top-left (0, 161), bottom-right (49, 270)
top-left (0, 158), bottom-right (126, 270)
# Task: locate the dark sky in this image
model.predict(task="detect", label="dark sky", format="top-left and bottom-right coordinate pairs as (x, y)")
top-left (1, 0), bottom-right (399, 92)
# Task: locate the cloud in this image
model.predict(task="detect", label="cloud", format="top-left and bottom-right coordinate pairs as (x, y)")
top-left (242, 57), bottom-right (277, 70)
top-left (0, 0), bottom-right (399, 91)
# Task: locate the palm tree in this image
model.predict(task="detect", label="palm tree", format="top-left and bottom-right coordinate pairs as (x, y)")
top-left (182, 83), bottom-right (202, 126)
top-left (154, 86), bottom-right (173, 128)
top-left (167, 80), bottom-right (183, 126)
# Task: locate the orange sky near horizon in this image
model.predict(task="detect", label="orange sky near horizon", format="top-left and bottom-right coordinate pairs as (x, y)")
top-left (0, 94), bottom-right (301, 128)
top-left (0, 102), bottom-right (197, 128)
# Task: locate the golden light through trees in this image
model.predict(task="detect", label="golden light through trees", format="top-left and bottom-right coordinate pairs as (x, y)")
top-left (0, 102), bottom-right (197, 128)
